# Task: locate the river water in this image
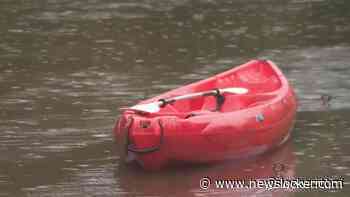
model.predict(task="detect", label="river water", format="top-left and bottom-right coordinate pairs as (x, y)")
top-left (0, 0), bottom-right (349, 196)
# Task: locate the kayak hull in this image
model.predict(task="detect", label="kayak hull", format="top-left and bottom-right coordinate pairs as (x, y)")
top-left (114, 60), bottom-right (297, 170)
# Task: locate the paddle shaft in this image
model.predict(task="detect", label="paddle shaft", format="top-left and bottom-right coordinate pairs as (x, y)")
top-left (127, 87), bottom-right (248, 113)
top-left (159, 89), bottom-right (219, 106)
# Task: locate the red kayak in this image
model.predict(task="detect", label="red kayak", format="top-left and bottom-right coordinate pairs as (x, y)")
top-left (114, 60), bottom-right (297, 170)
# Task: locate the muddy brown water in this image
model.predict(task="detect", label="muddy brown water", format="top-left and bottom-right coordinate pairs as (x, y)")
top-left (0, 0), bottom-right (350, 196)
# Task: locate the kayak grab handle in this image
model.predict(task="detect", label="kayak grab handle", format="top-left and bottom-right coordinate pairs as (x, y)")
top-left (127, 119), bottom-right (164, 154)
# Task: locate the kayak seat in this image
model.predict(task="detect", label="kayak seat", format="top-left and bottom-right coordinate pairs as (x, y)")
top-left (201, 96), bottom-right (217, 111)
top-left (186, 93), bottom-right (274, 115)
top-left (219, 93), bottom-right (277, 112)
top-left (218, 95), bottom-right (248, 112)
top-left (171, 91), bottom-right (277, 115)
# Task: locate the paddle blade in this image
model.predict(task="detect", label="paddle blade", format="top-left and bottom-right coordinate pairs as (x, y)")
top-left (129, 102), bottom-right (161, 113)
top-left (222, 87), bottom-right (249, 94)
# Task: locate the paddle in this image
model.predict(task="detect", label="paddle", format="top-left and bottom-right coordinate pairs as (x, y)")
top-left (125, 87), bottom-right (248, 113)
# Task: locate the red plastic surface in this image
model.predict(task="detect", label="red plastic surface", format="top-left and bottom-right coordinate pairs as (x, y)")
top-left (114, 60), bottom-right (297, 170)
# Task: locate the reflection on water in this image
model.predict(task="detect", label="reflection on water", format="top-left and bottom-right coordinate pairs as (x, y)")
top-left (117, 142), bottom-right (296, 197)
top-left (0, 0), bottom-right (350, 196)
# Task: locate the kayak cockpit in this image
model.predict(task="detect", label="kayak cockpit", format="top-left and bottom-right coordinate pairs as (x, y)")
top-left (156, 92), bottom-right (278, 115)
top-left (155, 61), bottom-right (281, 115)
